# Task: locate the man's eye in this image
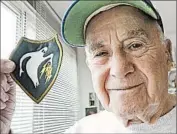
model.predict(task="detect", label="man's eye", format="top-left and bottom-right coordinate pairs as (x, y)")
top-left (124, 42), bottom-right (148, 57)
top-left (95, 52), bottom-right (108, 57)
top-left (128, 43), bottom-right (143, 50)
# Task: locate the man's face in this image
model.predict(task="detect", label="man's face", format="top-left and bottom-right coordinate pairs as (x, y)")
top-left (85, 6), bottom-right (171, 122)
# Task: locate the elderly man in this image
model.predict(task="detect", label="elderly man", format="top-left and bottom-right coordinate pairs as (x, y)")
top-left (0, 0), bottom-right (176, 133)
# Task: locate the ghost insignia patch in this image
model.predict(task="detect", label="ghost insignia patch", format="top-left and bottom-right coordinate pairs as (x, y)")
top-left (9, 35), bottom-right (63, 103)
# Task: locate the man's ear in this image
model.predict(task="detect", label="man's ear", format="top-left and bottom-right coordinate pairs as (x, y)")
top-left (85, 47), bottom-right (91, 69)
top-left (85, 57), bottom-right (92, 69)
top-left (85, 58), bottom-right (89, 66)
top-left (164, 39), bottom-right (173, 62)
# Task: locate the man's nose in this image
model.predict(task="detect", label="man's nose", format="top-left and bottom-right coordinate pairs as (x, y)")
top-left (110, 52), bottom-right (134, 78)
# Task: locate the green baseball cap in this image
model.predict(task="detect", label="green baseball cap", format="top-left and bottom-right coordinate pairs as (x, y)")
top-left (61, 0), bottom-right (164, 47)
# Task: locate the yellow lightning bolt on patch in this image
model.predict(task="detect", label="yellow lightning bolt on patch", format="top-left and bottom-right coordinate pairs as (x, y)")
top-left (40, 63), bottom-right (47, 78)
top-left (40, 62), bottom-right (53, 83)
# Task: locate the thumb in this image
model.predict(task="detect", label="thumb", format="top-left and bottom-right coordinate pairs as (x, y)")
top-left (0, 59), bottom-right (16, 73)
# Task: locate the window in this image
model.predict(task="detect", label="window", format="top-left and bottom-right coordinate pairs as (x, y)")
top-left (1, 3), bottom-right (16, 59)
top-left (1, 1), bottom-right (80, 133)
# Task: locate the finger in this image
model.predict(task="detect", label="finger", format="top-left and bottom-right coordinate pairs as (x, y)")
top-left (5, 74), bottom-right (16, 94)
top-left (4, 98), bottom-right (16, 113)
top-left (0, 88), bottom-right (9, 102)
top-left (0, 73), bottom-right (10, 92)
top-left (0, 111), bottom-right (11, 126)
top-left (6, 82), bottom-right (16, 103)
top-left (6, 74), bottom-right (14, 83)
top-left (4, 74), bottom-right (16, 105)
top-left (0, 100), bottom-right (6, 109)
top-left (0, 59), bottom-right (16, 73)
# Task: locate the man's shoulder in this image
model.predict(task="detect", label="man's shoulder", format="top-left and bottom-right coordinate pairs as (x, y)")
top-left (64, 110), bottom-right (121, 133)
top-left (79, 110), bottom-right (109, 123)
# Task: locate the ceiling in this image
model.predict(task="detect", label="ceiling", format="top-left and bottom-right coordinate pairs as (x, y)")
top-left (47, 1), bottom-right (74, 20)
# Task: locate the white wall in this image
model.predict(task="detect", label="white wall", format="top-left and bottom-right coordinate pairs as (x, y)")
top-left (77, 48), bottom-right (100, 118)
top-left (152, 1), bottom-right (176, 62)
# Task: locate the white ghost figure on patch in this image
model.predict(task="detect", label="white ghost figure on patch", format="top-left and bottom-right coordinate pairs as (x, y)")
top-left (19, 46), bottom-right (54, 88)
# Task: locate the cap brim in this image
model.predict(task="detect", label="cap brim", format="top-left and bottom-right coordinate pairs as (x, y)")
top-left (62, 0), bottom-right (157, 47)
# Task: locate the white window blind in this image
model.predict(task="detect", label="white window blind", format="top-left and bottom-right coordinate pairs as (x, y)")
top-left (2, 1), bottom-right (80, 133)
top-left (33, 3), bottom-right (80, 133)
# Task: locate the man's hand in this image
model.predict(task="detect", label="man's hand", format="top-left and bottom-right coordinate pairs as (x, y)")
top-left (0, 59), bottom-right (16, 134)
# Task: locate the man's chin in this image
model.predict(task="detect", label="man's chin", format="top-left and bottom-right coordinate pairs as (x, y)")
top-left (108, 85), bottom-right (147, 116)
top-left (109, 101), bottom-right (146, 122)
top-left (109, 99), bottom-right (145, 116)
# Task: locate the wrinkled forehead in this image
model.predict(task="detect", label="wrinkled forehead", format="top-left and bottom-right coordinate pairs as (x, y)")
top-left (85, 6), bottom-right (154, 43)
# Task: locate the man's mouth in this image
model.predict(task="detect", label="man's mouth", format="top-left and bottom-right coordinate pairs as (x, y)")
top-left (108, 83), bottom-right (144, 91)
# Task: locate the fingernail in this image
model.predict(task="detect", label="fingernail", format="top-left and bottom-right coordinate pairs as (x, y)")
top-left (6, 61), bottom-right (15, 67)
top-left (5, 61), bottom-right (15, 70)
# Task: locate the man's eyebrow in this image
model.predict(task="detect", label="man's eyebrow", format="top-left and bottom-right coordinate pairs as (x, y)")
top-left (86, 41), bottom-right (105, 52)
top-left (123, 28), bottom-right (149, 40)
top-left (86, 29), bottom-right (148, 52)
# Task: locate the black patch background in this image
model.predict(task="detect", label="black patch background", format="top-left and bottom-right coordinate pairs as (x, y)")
top-left (10, 39), bottom-right (61, 100)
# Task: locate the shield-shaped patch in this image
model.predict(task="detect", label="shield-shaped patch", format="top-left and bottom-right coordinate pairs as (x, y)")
top-left (9, 35), bottom-right (63, 103)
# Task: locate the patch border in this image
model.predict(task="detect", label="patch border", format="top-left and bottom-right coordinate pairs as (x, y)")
top-left (9, 34), bottom-right (63, 104)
